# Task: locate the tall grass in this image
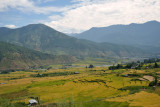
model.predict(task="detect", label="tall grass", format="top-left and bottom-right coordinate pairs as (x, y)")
top-left (0, 97), bottom-right (27, 107)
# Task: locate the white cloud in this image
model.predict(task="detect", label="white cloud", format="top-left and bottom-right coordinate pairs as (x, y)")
top-left (0, 0), bottom-right (70, 14)
top-left (49, 15), bottom-right (63, 21)
top-left (1, 0), bottom-right (160, 33)
top-left (5, 24), bottom-right (17, 28)
top-left (45, 0), bottom-right (160, 33)
top-left (0, 0), bottom-right (33, 12)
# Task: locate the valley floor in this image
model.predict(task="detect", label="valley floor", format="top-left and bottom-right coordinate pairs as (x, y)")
top-left (0, 67), bottom-right (160, 107)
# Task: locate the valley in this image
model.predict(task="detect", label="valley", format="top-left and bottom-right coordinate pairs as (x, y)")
top-left (0, 21), bottom-right (160, 107)
top-left (1, 0), bottom-right (160, 107)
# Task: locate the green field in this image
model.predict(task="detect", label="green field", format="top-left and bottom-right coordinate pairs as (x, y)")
top-left (0, 66), bottom-right (160, 107)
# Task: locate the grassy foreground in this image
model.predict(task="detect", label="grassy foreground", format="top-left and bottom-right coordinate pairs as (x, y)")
top-left (0, 66), bottom-right (160, 107)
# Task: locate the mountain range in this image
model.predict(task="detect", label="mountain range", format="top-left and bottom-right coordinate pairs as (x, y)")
top-left (0, 24), bottom-right (145, 59)
top-left (74, 21), bottom-right (160, 53)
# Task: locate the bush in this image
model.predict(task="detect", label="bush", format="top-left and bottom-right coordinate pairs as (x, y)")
top-left (109, 64), bottom-right (123, 70)
top-left (89, 64), bottom-right (94, 68)
top-left (154, 62), bottom-right (159, 68)
top-left (149, 81), bottom-right (156, 86)
top-left (30, 72), bottom-right (75, 77)
top-left (1, 70), bottom-right (10, 74)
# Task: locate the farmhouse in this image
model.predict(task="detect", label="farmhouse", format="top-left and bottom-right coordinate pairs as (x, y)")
top-left (28, 99), bottom-right (38, 106)
top-left (74, 72), bottom-right (79, 74)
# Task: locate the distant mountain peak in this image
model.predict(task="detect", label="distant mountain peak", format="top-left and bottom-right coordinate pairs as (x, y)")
top-left (143, 20), bottom-right (160, 25)
top-left (129, 20), bottom-right (160, 25)
top-left (0, 27), bottom-right (12, 31)
top-left (15, 23), bottom-right (62, 35)
top-left (75, 20), bottom-right (160, 53)
top-left (87, 20), bottom-right (160, 32)
top-left (90, 27), bottom-right (98, 30)
top-left (21, 23), bottom-right (52, 29)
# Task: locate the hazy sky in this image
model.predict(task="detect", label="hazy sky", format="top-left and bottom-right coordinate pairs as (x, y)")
top-left (0, 0), bottom-right (160, 33)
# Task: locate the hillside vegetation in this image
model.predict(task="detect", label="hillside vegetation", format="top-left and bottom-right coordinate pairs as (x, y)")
top-left (0, 41), bottom-right (76, 71)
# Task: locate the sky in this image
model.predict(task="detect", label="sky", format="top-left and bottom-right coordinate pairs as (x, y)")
top-left (0, 0), bottom-right (160, 33)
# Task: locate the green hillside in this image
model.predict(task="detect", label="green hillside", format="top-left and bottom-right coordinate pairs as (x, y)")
top-left (0, 41), bottom-right (76, 71)
top-left (0, 24), bottom-right (146, 58)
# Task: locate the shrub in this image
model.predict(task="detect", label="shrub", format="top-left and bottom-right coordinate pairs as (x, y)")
top-left (89, 64), bottom-right (94, 68)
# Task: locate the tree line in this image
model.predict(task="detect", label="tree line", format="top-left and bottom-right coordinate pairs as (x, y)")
top-left (109, 58), bottom-right (160, 70)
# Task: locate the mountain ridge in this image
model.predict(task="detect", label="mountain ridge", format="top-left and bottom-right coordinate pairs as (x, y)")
top-left (74, 20), bottom-right (160, 53)
top-left (75, 20), bottom-right (160, 46)
top-left (0, 23), bottom-right (147, 59)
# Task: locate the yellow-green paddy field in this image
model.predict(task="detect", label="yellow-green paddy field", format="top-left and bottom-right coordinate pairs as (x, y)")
top-left (0, 66), bottom-right (160, 107)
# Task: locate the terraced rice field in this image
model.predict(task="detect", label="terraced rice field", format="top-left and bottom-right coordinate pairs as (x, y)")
top-left (0, 67), bottom-right (160, 107)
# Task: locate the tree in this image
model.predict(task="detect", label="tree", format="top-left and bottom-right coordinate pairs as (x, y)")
top-left (116, 64), bottom-right (123, 69)
top-left (155, 76), bottom-right (158, 85)
top-left (149, 76), bottom-right (158, 86)
top-left (154, 62), bottom-right (159, 68)
top-left (109, 66), bottom-right (116, 70)
top-left (125, 63), bottom-right (132, 69)
top-left (89, 64), bottom-right (94, 68)
top-left (137, 60), bottom-right (140, 63)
